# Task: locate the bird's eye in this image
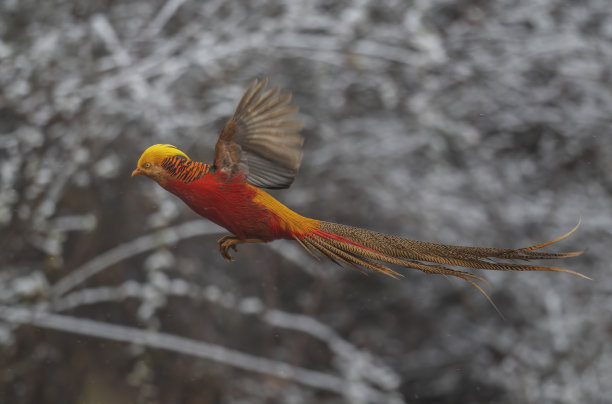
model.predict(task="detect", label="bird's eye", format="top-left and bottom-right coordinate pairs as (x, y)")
top-left (144, 162), bottom-right (151, 168)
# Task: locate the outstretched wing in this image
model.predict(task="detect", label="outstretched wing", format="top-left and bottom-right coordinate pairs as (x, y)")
top-left (213, 78), bottom-right (304, 189)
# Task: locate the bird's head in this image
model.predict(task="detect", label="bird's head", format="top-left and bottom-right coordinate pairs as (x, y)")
top-left (132, 144), bottom-right (190, 184)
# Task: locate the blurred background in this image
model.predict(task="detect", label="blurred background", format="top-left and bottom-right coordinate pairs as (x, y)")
top-left (1, 0), bottom-right (611, 403)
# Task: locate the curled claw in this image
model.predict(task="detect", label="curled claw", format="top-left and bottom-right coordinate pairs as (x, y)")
top-left (217, 236), bottom-right (238, 262)
top-left (217, 236), bottom-right (265, 262)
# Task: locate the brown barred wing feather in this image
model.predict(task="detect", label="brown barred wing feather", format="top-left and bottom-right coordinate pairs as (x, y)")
top-left (214, 78), bottom-right (304, 189)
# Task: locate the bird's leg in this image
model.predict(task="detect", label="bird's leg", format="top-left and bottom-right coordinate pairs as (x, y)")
top-left (217, 236), bottom-right (265, 262)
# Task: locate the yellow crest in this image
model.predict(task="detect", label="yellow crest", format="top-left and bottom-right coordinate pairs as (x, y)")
top-left (136, 144), bottom-right (190, 168)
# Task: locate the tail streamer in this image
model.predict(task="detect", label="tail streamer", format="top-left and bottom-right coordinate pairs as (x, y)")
top-left (295, 220), bottom-right (587, 315)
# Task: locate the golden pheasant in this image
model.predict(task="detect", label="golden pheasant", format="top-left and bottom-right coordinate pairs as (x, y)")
top-left (132, 79), bottom-right (586, 305)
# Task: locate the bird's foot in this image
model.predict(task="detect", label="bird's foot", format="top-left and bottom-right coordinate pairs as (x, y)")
top-left (217, 236), bottom-right (266, 262)
top-left (218, 236), bottom-right (239, 262)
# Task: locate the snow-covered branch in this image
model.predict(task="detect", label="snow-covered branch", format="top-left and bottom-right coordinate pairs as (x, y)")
top-left (0, 305), bottom-right (403, 403)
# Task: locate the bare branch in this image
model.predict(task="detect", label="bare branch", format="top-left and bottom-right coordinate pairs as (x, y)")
top-left (0, 305), bottom-right (404, 403)
top-left (50, 220), bottom-right (222, 297)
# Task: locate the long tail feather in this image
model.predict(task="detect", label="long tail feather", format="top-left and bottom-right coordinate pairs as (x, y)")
top-left (294, 221), bottom-right (588, 310)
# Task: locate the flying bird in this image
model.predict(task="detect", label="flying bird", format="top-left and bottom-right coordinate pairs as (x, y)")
top-left (132, 79), bottom-right (586, 307)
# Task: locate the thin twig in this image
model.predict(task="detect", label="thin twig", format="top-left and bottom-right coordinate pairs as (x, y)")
top-left (50, 220), bottom-right (222, 297)
top-left (142, 0), bottom-right (188, 38)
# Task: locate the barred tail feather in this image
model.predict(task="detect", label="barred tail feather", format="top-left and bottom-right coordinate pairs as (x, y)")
top-left (294, 220), bottom-right (587, 313)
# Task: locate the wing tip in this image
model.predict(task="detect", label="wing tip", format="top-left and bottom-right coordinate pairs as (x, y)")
top-left (230, 78), bottom-right (304, 189)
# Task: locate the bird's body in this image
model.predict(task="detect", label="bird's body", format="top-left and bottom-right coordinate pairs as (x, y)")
top-left (133, 79), bottom-right (586, 309)
top-left (162, 164), bottom-right (317, 241)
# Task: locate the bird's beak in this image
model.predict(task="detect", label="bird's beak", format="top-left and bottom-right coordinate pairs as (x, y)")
top-left (131, 168), bottom-right (142, 177)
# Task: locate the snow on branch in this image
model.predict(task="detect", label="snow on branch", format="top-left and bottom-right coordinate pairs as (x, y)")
top-left (0, 305), bottom-right (404, 404)
top-left (53, 279), bottom-right (400, 391)
top-left (50, 220), bottom-right (223, 297)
